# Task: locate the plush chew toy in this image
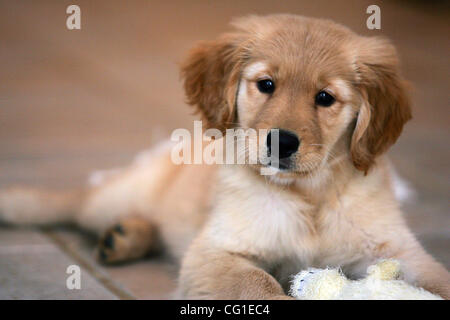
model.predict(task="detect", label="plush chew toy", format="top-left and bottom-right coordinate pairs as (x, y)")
top-left (290, 259), bottom-right (442, 300)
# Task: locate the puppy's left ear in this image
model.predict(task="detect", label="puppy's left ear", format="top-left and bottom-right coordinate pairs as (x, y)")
top-left (181, 33), bottom-right (244, 132)
top-left (350, 37), bottom-right (412, 173)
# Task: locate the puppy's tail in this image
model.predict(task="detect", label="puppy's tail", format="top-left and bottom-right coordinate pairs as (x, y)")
top-left (0, 187), bottom-right (83, 226)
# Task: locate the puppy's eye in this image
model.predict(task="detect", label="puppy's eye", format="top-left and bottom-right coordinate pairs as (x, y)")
top-left (257, 79), bottom-right (275, 94)
top-left (315, 91), bottom-right (335, 107)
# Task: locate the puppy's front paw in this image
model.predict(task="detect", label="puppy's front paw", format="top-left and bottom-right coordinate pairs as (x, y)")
top-left (97, 218), bottom-right (157, 264)
top-left (98, 224), bottom-right (132, 264)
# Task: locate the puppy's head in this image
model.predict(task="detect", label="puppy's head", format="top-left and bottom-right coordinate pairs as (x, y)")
top-left (181, 14), bottom-right (411, 179)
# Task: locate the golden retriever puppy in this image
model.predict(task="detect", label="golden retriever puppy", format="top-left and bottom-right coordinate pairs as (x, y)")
top-left (0, 14), bottom-right (449, 299)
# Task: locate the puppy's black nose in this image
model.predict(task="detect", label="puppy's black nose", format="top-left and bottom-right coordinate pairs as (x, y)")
top-left (266, 129), bottom-right (300, 159)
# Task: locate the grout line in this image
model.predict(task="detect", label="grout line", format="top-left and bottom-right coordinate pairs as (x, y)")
top-left (43, 229), bottom-right (136, 300)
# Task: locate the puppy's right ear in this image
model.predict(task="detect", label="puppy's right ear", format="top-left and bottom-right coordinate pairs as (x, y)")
top-left (181, 34), bottom-right (243, 131)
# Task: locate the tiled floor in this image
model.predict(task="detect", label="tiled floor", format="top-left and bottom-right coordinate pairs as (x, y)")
top-left (0, 1), bottom-right (448, 299)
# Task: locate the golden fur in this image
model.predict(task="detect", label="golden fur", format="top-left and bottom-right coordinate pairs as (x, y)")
top-left (0, 14), bottom-right (448, 299)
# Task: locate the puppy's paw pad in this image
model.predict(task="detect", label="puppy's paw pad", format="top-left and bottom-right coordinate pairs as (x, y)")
top-left (97, 224), bottom-right (130, 264)
top-left (102, 233), bottom-right (115, 249)
top-left (113, 224), bottom-right (125, 235)
top-left (97, 218), bottom-right (157, 264)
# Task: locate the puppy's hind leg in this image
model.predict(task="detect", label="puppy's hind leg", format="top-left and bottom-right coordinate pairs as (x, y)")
top-left (98, 216), bottom-right (161, 264)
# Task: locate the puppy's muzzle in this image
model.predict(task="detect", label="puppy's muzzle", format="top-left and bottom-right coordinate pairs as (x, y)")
top-left (267, 129), bottom-right (300, 159)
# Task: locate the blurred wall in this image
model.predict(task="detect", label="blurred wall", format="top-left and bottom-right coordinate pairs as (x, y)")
top-left (0, 0), bottom-right (448, 188)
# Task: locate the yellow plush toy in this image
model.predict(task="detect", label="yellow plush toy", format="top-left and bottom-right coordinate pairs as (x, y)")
top-left (290, 259), bottom-right (442, 300)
